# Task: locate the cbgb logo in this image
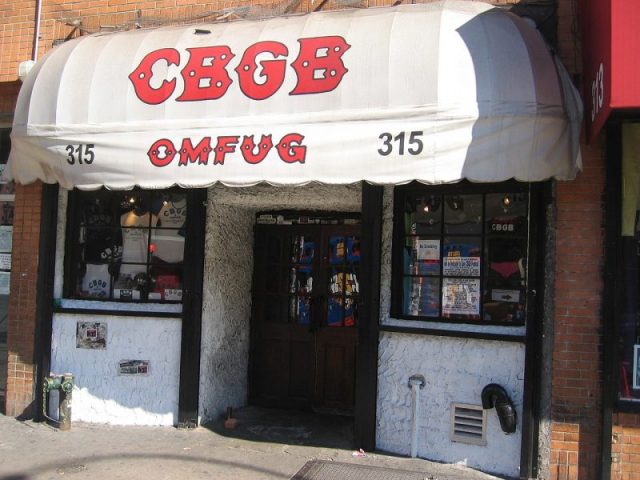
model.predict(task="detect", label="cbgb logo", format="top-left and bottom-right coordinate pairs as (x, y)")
top-left (128, 36), bottom-right (351, 105)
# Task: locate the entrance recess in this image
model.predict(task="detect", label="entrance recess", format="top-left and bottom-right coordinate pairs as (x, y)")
top-left (250, 223), bottom-right (360, 413)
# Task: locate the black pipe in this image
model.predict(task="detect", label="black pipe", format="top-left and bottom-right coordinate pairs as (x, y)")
top-left (481, 383), bottom-right (517, 434)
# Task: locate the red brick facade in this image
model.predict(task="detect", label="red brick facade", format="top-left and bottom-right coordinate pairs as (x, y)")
top-left (2, 1), bottom-right (640, 478)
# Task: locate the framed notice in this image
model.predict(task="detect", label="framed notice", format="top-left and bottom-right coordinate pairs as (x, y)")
top-left (634, 345), bottom-right (640, 390)
top-left (442, 256), bottom-right (480, 276)
top-left (76, 322), bottom-right (107, 349)
top-left (442, 278), bottom-right (480, 316)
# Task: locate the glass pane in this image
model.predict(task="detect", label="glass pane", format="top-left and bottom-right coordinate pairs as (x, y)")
top-left (346, 236), bottom-right (361, 264)
top-left (291, 295), bottom-right (312, 325)
top-left (442, 277), bottom-right (481, 319)
top-left (405, 195), bottom-right (441, 235)
top-left (290, 266), bottom-right (313, 295)
top-left (327, 268), bottom-right (359, 327)
top-left (152, 193), bottom-right (186, 264)
top-left (80, 263), bottom-right (112, 299)
top-left (403, 276), bottom-right (440, 317)
top-left (120, 192), bottom-right (155, 279)
top-left (404, 237), bottom-right (440, 275)
top-left (442, 237), bottom-right (481, 277)
top-left (485, 192), bottom-right (528, 235)
top-left (444, 194), bottom-right (482, 234)
top-left (484, 238), bottom-right (526, 322)
top-left (149, 265), bottom-right (183, 302)
top-left (291, 235), bottom-right (315, 264)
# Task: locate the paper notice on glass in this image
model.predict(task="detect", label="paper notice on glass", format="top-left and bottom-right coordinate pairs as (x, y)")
top-left (416, 239), bottom-right (440, 260)
top-left (442, 278), bottom-right (480, 316)
top-left (0, 253), bottom-right (11, 270)
top-left (0, 226), bottom-right (12, 252)
top-left (443, 256), bottom-right (480, 276)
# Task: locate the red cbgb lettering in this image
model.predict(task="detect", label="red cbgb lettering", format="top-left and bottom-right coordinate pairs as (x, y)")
top-left (235, 42), bottom-right (288, 101)
top-left (290, 37), bottom-right (350, 95)
top-left (147, 133), bottom-right (307, 167)
top-left (129, 36), bottom-right (350, 105)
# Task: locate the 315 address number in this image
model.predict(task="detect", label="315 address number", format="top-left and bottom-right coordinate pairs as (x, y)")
top-left (65, 144), bottom-right (95, 165)
top-left (377, 131), bottom-right (424, 156)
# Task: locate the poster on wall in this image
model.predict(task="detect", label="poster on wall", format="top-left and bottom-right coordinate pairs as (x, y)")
top-left (442, 257), bottom-right (480, 276)
top-left (442, 278), bottom-right (480, 316)
top-left (634, 345), bottom-right (640, 390)
top-left (0, 226), bottom-right (12, 252)
top-left (76, 322), bottom-right (107, 349)
top-left (118, 360), bottom-right (150, 376)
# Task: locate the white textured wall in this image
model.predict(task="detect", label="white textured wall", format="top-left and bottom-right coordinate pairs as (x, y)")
top-left (199, 183), bottom-right (361, 423)
top-left (51, 314), bottom-right (181, 426)
top-left (376, 333), bottom-right (524, 478)
top-left (376, 187), bottom-right (526, 478)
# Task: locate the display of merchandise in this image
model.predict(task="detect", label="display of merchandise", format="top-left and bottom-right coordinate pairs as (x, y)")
top-left (154, 273), bottom-right (181, 300)
top-left (153, 198), bottom-right (187, 263)
top-left (83, 200), bottom-right (122, 263)
top-left (120, 209), bottom-right (158, 276)
top-left (81, 263), bottom-right (110, 298)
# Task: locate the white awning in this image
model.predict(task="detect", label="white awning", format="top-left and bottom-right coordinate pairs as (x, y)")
top-left (7, 1), bottom-right (582, 190)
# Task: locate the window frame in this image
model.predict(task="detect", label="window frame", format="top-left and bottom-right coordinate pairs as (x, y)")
top-left (62, 187), bottom-right (191, 308)
top-left (391, 181), bottom-right (534, 327)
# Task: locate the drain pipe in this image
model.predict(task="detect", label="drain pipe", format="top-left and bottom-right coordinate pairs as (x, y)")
top-left (408, 374), bottom-right (426, 458)
top-left (32, 0), bottom-right (42, 61)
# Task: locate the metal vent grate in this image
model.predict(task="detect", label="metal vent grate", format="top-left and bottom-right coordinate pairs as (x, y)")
top-left (450, 403), bottom-right (487, 446)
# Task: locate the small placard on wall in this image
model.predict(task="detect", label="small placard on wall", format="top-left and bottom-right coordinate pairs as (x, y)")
top-left (0, 253), bottom-right (11, 270)
top-left (76, 322), bottom-right (107, 349)
top-left (119, 360), bottom-right (150, 376)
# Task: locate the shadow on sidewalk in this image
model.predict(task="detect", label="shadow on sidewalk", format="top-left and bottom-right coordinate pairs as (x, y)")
top-left (202, 406), bottom-right (355, 450)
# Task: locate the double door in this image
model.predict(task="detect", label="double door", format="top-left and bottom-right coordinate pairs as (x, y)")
top-left (250, 224), bottom-right (360, 413)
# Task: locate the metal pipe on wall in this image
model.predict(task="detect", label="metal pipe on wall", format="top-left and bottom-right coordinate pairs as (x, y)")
top-left (32, 0), bottom-right (43, 61)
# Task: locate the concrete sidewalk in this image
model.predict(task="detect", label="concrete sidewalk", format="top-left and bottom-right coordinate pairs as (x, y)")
top-left (0, 411), bottom-right (505, 480)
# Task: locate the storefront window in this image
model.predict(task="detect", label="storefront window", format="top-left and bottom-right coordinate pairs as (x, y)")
top-left (393, 184), bottom-right (530, 325)
top-left (65, 189), bottom-right (187, 303)
top-left (619, 124), bottom-right (640, 403)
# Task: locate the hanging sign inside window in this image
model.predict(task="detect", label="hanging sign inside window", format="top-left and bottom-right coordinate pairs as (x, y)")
top-left (416, 239), bottom-right (440, 260)
top-left (442, 278), bottom-right (480, 316)
top-left (442, 257), bottom-right (480, 276)
top-left (491, 289), bottom-right (521, 303)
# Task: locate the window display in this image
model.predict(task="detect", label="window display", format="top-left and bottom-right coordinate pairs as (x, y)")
top-left (394, 185), bottom-right (530, 324)
top-left (65, 190), bottom-right (187, 303)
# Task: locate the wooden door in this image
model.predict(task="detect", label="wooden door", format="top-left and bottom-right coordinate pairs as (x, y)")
top-left (250, 224), bottom-right (360, 413)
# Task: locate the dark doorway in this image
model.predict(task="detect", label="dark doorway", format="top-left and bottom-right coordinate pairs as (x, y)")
top-left (249, 222), bottom-right (360, 414)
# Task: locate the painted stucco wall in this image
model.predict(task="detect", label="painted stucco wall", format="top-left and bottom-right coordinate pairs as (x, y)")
top-left (50, 313), bottom-right (181, 425)
top-left (51, 190), bottom-right (182, 426)
top-left (376, 187), bottom-right (525, 478)
top-left (199, 183), bottom-right (361, 424)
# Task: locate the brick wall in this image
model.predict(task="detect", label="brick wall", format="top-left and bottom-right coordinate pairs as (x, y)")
top-left (612, 413), bottom-right (640, 479)
top-left (549, 137), bottom-right (605, 479)
top-left (5, 182), bottom-right (42, 417)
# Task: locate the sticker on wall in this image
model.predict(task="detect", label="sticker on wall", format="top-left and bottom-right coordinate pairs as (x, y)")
top-left (118, 360), bottom-right (150, 376)
top-left (76, 322), bottom-right (107, 349)
top-left (0, 271), bottom-right (9, 295)
top-left (442, 278), bottom-right (480, 316)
